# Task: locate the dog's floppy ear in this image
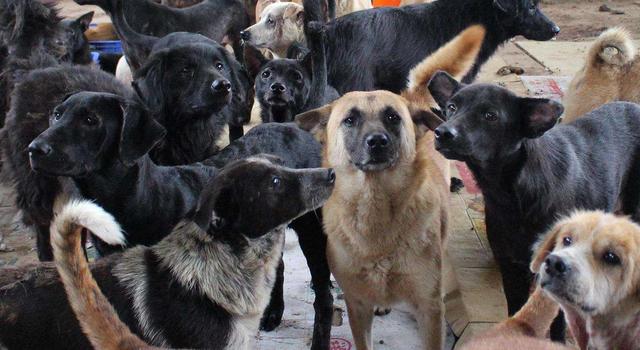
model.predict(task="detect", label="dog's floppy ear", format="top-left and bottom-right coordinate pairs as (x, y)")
top-left (299, 52), bottom-right (313, 78)
top-left (75, 11), bottom-right (94, 32)
top-left (520, 98), bottom-right (564, 138)
top-left (428, 71), bottom-right (462, 110)
top-left (132, 50), bottom-right (168, 117)
top-left (295, 104), bottom-right (332, 140)
top-left (493, 0), bottom-right (518, 14)
top-left (530, 226), bottom-right (561, 273)
top-left (244, 45), bottom-right (270, 81)
top-left (118, 101), bottom-right (167, 166)
top-left (409, 105), bottom-right (445, 134)
top-left (193, 177), bottom-right (236, 232)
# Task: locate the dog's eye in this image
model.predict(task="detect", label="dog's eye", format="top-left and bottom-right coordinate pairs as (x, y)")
top-left (386, 112), bottom-right (401, 123)
top-left (484, 111), bottom-right (498, 121)
top-left (85, 115), bottom-right (98, 126)
top-left (291, 71), bottom-right (303, 82)
top-left (447, 103), bottom-right (457, 112)
top-left (180, 67), bottom-right (192, 76)
top-left (602, 251), bottom-right (621, 266)
top-left (267, 17), bottom-right (275, 25)
top-left (215, 62), bottom-right (224, 71)
top-left (271, 176), bottom-right (281, 187)
top-left (262, 70), bottom-right (271, 79)
top-left (343, 116), bottom-right (356, 127)
top-left (562, 236), bottom-right (572, 246)
top-left (53, 111), bottom-right (62, 121)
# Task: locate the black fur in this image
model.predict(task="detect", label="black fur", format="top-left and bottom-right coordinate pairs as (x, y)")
top-left (60, 11), bottom-right (94, 65)
top-left (319, 0), bottom-right (559, 94)
top-left (429, 72), bottom-right (640, 341)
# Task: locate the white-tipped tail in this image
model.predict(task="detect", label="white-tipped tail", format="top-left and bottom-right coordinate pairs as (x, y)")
top-left (55, 200), bottom-right (126, 246)
top-left (590, 27), bottom-right (636, 66)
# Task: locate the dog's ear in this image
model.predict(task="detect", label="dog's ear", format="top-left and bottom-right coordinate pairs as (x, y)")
top-left (428, 71), bottom-right (462, 110)
top-left (299, 52), bottom-right (313, 77)
top-left (75, 11), bottom-right (94, 32)
top-left (409, 105), bottom-right (445, 137)
top-left (520, 98), bottom-right (564, 138)
top-left (117, 101), bottom-right (167, 166)
top-left (193, 178), bottom-right (236, 232)
top-left (530, 226), bottom-right (561, 273)
top-left (244, 45), bottom-right (270, 81)
top-left (132, 50), bottom-right (168, 116)
top-left (493, 0), bottom-right (518, 14)
top-left (295, 104), bottom-right (332, 140)
top-left (284, 4), bottom-right (304, 26)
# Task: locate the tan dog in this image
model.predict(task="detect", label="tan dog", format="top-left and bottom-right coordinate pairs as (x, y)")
top-left (241, 1), bottom-right (305, 58)
top-left (295, 25), bottom-right (485, 350)
top-left (563, 28), bottom-right (640, 123)
top-left (530, 211), bottom-right (640, 350)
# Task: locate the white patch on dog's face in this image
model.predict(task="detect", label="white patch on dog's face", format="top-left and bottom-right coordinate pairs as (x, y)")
top-left (538, 212), bottom-right (640, 316)
top-left (242, 2), bottom-right (304, 56)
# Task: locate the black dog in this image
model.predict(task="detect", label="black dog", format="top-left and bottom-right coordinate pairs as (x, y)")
top-left (60, 11), bottom-right (94, 65)
top-left (318, 0), bottom-right (558, 94)
top-left (428, 71), bottom-right (640, 340)
top-left (244, 1), bottom-right (338, 124)
top-left (111, 0), bottom-right (252, 147)
top-left (74, 0), bottom-right (249, 69)
top-left (0, 157), bottom-right (335, 350)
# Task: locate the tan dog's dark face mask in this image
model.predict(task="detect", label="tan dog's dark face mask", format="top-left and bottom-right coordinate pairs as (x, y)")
top-left (531, 211), bottom-right (640, 316)
top-left (296, 91), bottom-right (443, 172)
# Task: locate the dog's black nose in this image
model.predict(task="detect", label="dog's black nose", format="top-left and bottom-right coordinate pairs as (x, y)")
top-left (366, 133), bottom-right (389, 149)
top-left (552, 25), bottom-right (560, 35)
top-left (434, 125), bottom-right (458, 141)
top-left (240, 30), bottom-right (250, 41)
top-left (28, 139), bottom-right (52, 157)
top-left (327, 168), bottom-right (336, 184)
top-left (545, 255), bottom-right (569, 277)
top-left (270, 82), bottom-right (286, 93)
top-left (212, 79), bottom-right (231, 93)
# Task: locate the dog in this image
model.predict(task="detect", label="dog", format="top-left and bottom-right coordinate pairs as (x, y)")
top-left (60, 11), bottom-right (94, 65)
top-left (241, 1), bottom-right (306, 58)
top-left (563, 27), bottom-right (640, 123)
top-left (0, 157), bottom-right (335, 350)
top-left (74, 0), bottom-right (249, 69)
top-left (428, 72), bottom-right (640, 340)
top-left (531, 211), bottom-right (640, 350)
top-left (244, 1), bottom-right (339, 124)
top-left (316, 0), bottom-right (558, 94)
top-left (296, 89), bottom-right (449, 350)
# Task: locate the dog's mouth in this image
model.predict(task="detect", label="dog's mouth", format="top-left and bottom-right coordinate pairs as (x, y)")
top-left (352, 157), bottom-right (396, 172)
top-left (434, 141), bottom-right (467, 160)
top-left (541, 278), bottom-right (594, 313)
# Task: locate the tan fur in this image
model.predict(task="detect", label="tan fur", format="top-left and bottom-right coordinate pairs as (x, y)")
top-left (50, 212), bottom-right (155, 349)
top-left (529, 211), bottom-right (640, 350)
top-left (243, 2), bottom-right (305, 58)
top-left (335, 0), bottom-right (372, 17)
top-left (563, 28), bottom-right (640, 123)
top-left (84, 22), bottom-right (118, 41)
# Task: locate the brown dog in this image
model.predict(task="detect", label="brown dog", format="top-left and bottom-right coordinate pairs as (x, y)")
top-left (563, 27), bottom-right (640, 123)
top-left (295, 25), bottom-right (485, 350)
top-left (530, 211), bottom-right (640, 350)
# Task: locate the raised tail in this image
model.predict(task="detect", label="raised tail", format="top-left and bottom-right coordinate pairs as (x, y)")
top-left (51, 200), bottom-right (155, 350)
top-left (488, 286), bottom-right (559, 338)
top-left (588, 27), bottom-right (636, 67)
top-left (402, 25), bottom-right (485, 107)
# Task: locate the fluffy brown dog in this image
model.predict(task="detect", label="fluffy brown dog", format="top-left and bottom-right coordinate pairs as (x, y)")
top-left (295, 25), bottom-right (485, 350)
top-left (530, 211), bottom-right (640, 350)
top-left (563, 27), bottom-right (640, 123)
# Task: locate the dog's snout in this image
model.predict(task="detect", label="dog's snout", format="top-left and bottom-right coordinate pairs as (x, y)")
top-left (240, 30), bottom-right (250, 41)
top-left (327, 168), bottom-right (336, 184)
top-left (545, 255), bottom-right (569, 277)
top-left (366, 133), bottom-right (389, 149)
top-left (434, 125), bottom-right (458, 141)
top-left (212, 79), bottom-right (231, 93)
top-left (270, 83), bottom-right (286, 93)
top-left (28, 139), bottom-right (52, 157)
top-left (552, 25), bottom-right (560, 35)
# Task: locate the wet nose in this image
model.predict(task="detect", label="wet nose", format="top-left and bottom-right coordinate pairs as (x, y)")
top-left (545, 255), bottom-right (569, 277)
top-left (552, 25), bottom-right (560, 35)
top-left (327, 168), bottom-right (336, 184)
top-left (211, 79), bottom-right (231, 93)
top-left (366, 133), bottom-right (389, 149)
top-left (28, 139), bottom-right (52, 157)
top-left (240, 30), bottom-right (251, 41)
top-left (270, 82), bottom-right (286, 93)
top-left (434, 125), bottom-right (458, 141)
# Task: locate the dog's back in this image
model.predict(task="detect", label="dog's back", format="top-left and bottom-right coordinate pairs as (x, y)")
top-left (563, 28), bottom-right (640, 123)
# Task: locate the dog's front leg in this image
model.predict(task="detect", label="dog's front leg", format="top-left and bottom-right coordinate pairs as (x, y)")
top-left (345, 297), bottom-right (374, 350)
top-left (260, 255), bottom-right (285, 331)
top-left (414, 296), bottom-right (444, 350)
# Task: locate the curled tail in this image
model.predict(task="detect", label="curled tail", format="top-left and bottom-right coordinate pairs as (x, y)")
top-left (402, 25), bottom-right (485, 107)
top-left (491, 287), bottom-right (559, 338)
top-left (588, 27), bottom-right (636, 67)
top-left (51, 200), bottom-right (155, 350)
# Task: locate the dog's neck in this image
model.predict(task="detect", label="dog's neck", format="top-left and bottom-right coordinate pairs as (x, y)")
top-left (260, 103), bottom-right (297, 123)
top-left (73, 158), bottom-right (145, 203)
top-left (586, 300), bottom-right (640, 350)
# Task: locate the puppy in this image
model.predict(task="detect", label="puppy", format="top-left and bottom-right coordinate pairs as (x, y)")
top-left (0, 157), bottom-right (335, 350)
top-left (241, 1), bottom-right (305, 58)
top-left (428, 73), bottom-right (640, 340)
top-left (319, 0), bottom-right (558, 94)
top-left (563, 27), bottom-right (640, 123)
top-left (531, 211), bottom-right (640, 350)
top-left (60, 11), bottom-right (94, 65)
top-left (296, 89), bottom-right (448, 350)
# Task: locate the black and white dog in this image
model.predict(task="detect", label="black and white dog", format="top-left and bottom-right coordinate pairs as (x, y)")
top-left (0, 157), bottom-right (335, 350)
top-left (428, 71), bottom-right (640, 340)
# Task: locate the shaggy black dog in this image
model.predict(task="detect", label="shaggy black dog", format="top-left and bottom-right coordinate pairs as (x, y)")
top-left (319, 0), bottom-right (559, 94)
top-left (74, 0), bottom-right (249, 68)
top-left (428, 71), bottom-right (640, 340)
top-left (60, 11), bottom-right (94, 65)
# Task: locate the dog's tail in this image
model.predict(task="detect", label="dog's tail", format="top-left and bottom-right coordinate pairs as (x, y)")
top-left (489, 286), bottom-right (559, 338)
top-left (402, 25), bottom-right (485, 106)
top-left (51, 200), bottom-right (155, 350)
top-left (588, 27), bottom-right (636, 67)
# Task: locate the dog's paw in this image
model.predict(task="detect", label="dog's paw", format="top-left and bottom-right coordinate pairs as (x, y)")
top-left (450, 177), bottom-right (465, 193)
top-left (374, 307), bottom-right (391, 316)
top-left (259, 303), bottom-right (284, 331)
